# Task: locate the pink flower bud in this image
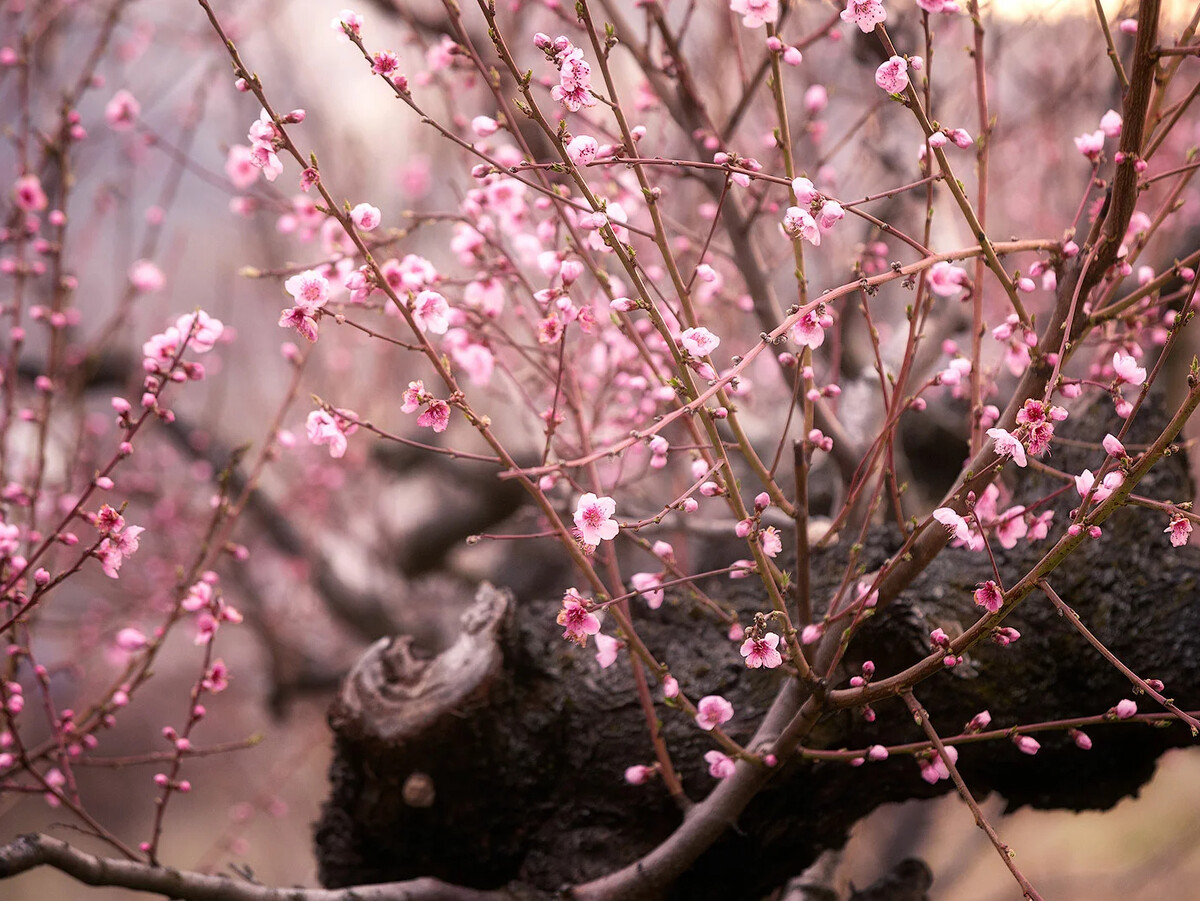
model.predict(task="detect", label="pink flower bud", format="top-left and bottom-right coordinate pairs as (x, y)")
top-left (1013, 735), bottom-right (1040, 755)
top-left (1113, 698), bottom-right (1138, 719)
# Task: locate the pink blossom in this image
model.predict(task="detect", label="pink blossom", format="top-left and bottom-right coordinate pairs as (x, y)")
top-left (1166, 514), bottom-right (1192, 547)
top-left (917, 0), bottom-right (960, 12)
top-left (12, 174), bottom-right (48, 211)
top-left (551, 47), bottom-right (596, 112)
top-left (986, 427), bottom-right (1027, 467)
top-left (566, 135), bottom-right (598, 165)
top-left (928, 261), bottom-right (966, 297)
top-left (740, 633), bottom-right (783, 669)
top-left (792, 309), bottom-right (826, 349)
top-left (760, 526), bottom-right (783, 558)
top-left (805, 85), bottom-right (828, 113)
top-left (225, 145), bottom-right (259, 189)
top-left (412, 290), bottom-right (450, 334)
top-left (594, 633), bottom-right (620, 669)
top-left (1112, 350), bottom-right (1146, 386)
top-left (973, 580), bottom-right (1004, 613)
top-left (557, 589), bottom-right (601, 646)
top-left (279, 306), bottom-right (319, 342)
top-left (306, 408), bottom-right (358, 458)
top-left (202, 659), bottom-right (229, 693)
top-left (841, 0), bottom-right (887, 33)
top-left (801, 623), bottom-right (823, 645)
top-left (630, 571), bottom-right (664, 609)
top-left (680, 327), bottom-right (720, 357)
top-left (1103, 433), bottom-right (1126, 457)
top-left (574, 493), bottom-right (619, 546)
top-left (416, 399), bottom-right (451, 433)
top-left (105, 89), bottom-right (140, 131)
top-left (351, 203), bottom-right (381, 231)
top-left (284, 270), bottom-right (330, 314)
top-left (695, 695), bottom-right (734, 731)
top-left (994, 507), bottom-right (1028, 549)
top-left (875, 56), bottom-right (909, 93)
top-left (704, 750), bottom-right (737, 779)
top-left (1099, 109), bottom-right (1123, 137)
top-left (176, 311), bottom-right (224, 353)
top-left (783, 206), bottom-right (820, 245)
top-left (331, 9), bottom-right (363, 40)
top-left (1071, 729), bottom-right (1093, 750)
top-left (1074, 130), bottom-right (1105, 161)
top-left (791, 176), bottom-right (819, 204)
top-left (730, 0), bottom-right (779, 29)
top-left (817, 200), bottom-right (845, 231)
top-left (471, 115), bottom-right (499, 137)
top-left (966, 710), bottom-right (992, 732)
top-left (663, 675), bottom-right (679, 698)
top-left (98, 525), bottom-right (144, 579)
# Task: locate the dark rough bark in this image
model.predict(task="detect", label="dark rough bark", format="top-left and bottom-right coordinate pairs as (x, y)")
top-left (315, 400), bottom-right (1200, 900)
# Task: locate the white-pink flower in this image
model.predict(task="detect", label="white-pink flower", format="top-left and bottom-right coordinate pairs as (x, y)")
top-left (740, 633), bottom-right (783, 669)
top-left (412, 290), bottom-right (450, 334)
top-left (351, 203), bottom-right (381, 231)
top-left (928, 261), bottom-right (967, 297)
top-left (557, 589), bottom-right (601, 646)
top-left (574, 493), bottom-right (619, 546)
top-left (730, 0), bottom-right (779, 29)
top-left (704, 750), bottom-right (737, 779)
top-left (1166, 514), bottom-right (1192, 547)
top-left (1074, 130), bottom-right (1105, 161)
top-left (760, 526), bottom-right (783, 558)
top-left (793, 309), bottom-right (827, 349)
top-left (841, 0), bottom-right (887, 33)
top-left (630, 571), bottom-right (664, 609)
top-left (594, 633), bottom-right (620, 669)
top-left (566, 135), bottom-right (598, 165)
top-left (986, 427), bottom-right (1027, 467)
top-left (284, 269), bottom-right (331, 315)
top-left (680, 326), bottom-right (720, 357)
top-left (1112, 350), bottom-right (1146, 386)
top-left (875, 56), bottom-right (909, 93)
top-left (783, 206), bottom-right (820, 245)
top-left (695, 695), bottom-right (734, 731)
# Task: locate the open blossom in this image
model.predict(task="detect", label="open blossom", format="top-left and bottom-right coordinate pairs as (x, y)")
top-left (740, 633), bottom-right (783, 669)
top-left (594, 633), bottom-right (620, 669)
top-left (331, 9), bottom-right (363, 40)
top-left (760, 526), bottom-right (783, 558)
top-left (574, 493), bottom-right (619, 546)
top-left (557, 589), bottom-right (601, 646)
top-left (551, 46), bottom-right (596, 112)
top-left (680, 327), bottom-right (720, 357)
top-left (783, 206), bottom-right (820, 245)
top-left (841, 0), bottom-right (886, 32)
top-left (306, 408), bottom-right (359, 458)
top-left (695, 695), bottom-right (734, 731)
top-left (1074, 130), bottom-right (1105, 161)
top-left (793, 309), bottom-right (829, 349)
top-left (412, 290), bottom-right (450, 334)
top-left (704, 750), bottom-right (737, 779)
top-left (986, 427), bottom-right (1027, 467)
top-left (630, 571), bottom-right (664, 609)
top-left (98, 525), bottom-right (144, 579)
top-left (1112, 350), bottom-right (1146, 386)
top-left (730, 0), bottom-right (778, 28)
top-left (285, 269), bottom-right (331, 314)
top-left (1166, 514), bottom-right (1193, 547)
top-left (928, 261), bottom-right (967, 297)
top-left (416, 399), bottom-right (451, 433)
top-left (875, 56), bottom-right (909, 93)
top-left (973, 580), bottom-right (1004, 613)
top-left (1099, 108), bottom-right (1123, 137)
